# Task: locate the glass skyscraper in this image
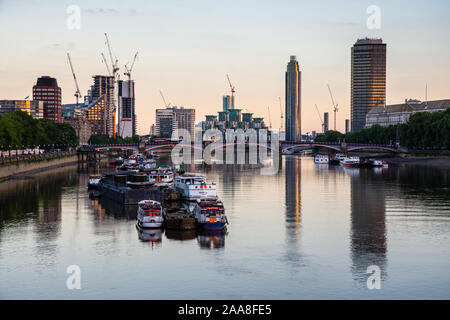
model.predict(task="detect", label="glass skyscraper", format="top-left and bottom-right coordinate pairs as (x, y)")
top-left (351, 38), bottom-right (386, 132)
top-left (285, 56), bottom-right (301, 142)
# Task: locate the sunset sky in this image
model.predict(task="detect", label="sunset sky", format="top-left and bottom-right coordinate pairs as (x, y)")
top-left (0, 0), bottom-right (449, 134)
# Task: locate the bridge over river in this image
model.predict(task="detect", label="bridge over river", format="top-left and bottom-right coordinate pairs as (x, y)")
top-left (77, 141), bottom-right (402, 160)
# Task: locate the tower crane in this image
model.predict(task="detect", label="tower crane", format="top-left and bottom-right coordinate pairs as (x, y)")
top-left (101, 53), bottom-right (112, 76)
top-left (104, 33), bottom-right (119, 77)
top-left (267, 106), bottom-right (272, 130)
top-left (159, 90), bottom-right (171, 108)
top-left (315, 104), bottom-right (325, 133)
top-left (124, 51), bottom-right (138, 81)
top-left (327, 84), bottom-right (338, 131)
top-left (226, 74), bottom-right (235, 109)
top-left (67, 53), bottom-right (81, 106)
top-left (104, 33), bottom-right (119, 137)
top-left (278, 96), bottom-right (284, 131)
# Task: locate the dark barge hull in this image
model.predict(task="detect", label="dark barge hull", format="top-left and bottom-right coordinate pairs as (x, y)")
top-left (98, 183), bottom-right (164, 205)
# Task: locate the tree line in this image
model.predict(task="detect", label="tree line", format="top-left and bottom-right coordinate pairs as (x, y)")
top-left (0, 111), bottom-right (78, 150)
top-left (88, 134), bottom-right (140, 145)
top-left (315, 108), bottom-right (450, 149)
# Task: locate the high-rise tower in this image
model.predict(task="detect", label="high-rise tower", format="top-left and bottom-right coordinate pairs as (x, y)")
top-left (86, 75), bottom-right (115, 136)
top-left (285, 56), bottom-right (301, 142)
top-left (32, 76), bottom-right (62, 123)
top-left (351, 38), bottom-right (386, 132)
top-left (118, 80), bottom-right (136, 138)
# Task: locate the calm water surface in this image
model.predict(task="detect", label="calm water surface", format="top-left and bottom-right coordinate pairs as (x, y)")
top-left (0, 156), bottom-right (449, 299)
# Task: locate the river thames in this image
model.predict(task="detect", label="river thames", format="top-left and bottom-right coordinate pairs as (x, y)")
top-left (0, 156), bottom-right (449, 299)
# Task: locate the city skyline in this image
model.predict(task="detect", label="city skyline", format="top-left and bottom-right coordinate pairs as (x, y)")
top-left (0, 0), bottom-right (449, 135)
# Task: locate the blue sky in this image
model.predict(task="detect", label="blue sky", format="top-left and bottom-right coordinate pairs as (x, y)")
top-left (1, 0), bottom-right (449, 134)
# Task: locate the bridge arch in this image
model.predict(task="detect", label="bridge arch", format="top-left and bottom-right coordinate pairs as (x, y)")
top-left (346, 146), bottom-right (398, 153)
top-left (210, 142), bottom-right (274, 152)
top-left (94, 146), bottom-right (139, 152)
top-left (282, 144), bottom-right (342, 152)
top-left (144, 143), bottom-right (203, 152)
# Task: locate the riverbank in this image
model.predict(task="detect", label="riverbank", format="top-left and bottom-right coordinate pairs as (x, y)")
top-left (379, 155), bottom-right (450, 168)
top-left (0, 152), bottom-right (78, 182)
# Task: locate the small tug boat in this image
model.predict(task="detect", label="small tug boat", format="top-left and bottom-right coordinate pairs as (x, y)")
top-left (341, 157), bottom-right (360, 167)
top-left (87, 174), bottom-right (102, 190)
top-left (193, 197), bottom-right (227, 230)
top-left (329, 153), bottom-right (345, 165)
top-left (370, 159), bottom-right (383, 167)
top-left (174, 175), bottom-right (217, 200)
top-left (137, 200), bottom-right (165, 228)
top-left (314, 154), bottom-right (329, 164)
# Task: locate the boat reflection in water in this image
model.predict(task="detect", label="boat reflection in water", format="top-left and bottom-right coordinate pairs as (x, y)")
top-left (165, 229), bottom-right (197, 241)
top-left (136, 225), bottom-right (164, 244)
top-left (197, 230), bottom-right (226, 249)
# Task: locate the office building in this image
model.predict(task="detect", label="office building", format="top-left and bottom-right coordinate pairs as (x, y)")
top-left (285, 55), bottom-right (301, 141)
top-left (0, 100), bottom-right (44, 119)
top-left (149, 124), bottom-right (155, 136)
top-left (324, 112), bottom-right (329, 133)
top-left (365, 99), bottom-right (450, 128)
top-left (32, 76), bottom-right (62, 122)
top-left (223, 95), bottom-right (235, 112)
top-left (156, 106), bottom-right (195, 138)
top-left (85, 75), bottom-right (115, 136)
top-left (351, 38), bottom-right (386, 132)
top-left (345, 119), bottom-right (350, 134)
top-left (173, 106), bottom-right (195, 138)
top-left (118, 80), bottom-right (136, 138)
top-left (155, 108), bottom-right (176, 138)
top-left (86, 95), bottom-right (107, 135)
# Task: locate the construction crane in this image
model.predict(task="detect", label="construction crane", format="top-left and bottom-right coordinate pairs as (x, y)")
top-left (104, 33), bottom-right (119, 137)
top-left (226, 74), bottom-right (236, 108)
top-left (104, 33), bottom-right (119, 77)
top-left (67, 53), bottom-right (82, 106)
top-left (159, 90), bottom-right (171, 108)
top-left (267, 106), bottom-right (272, 130)
top-left (315, 104), bottom-right (325, 133)
top-left (101, 53), bottom-right (112, 76)
top-left (124, 51), bottom-right (138, 81)
top-left (278, 97), bottom-right (284, 131)
top-left (327, 84), bottom-right (338, 131)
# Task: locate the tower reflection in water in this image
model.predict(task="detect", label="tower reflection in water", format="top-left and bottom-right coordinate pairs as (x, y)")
top-left (284, 156), bottom-right (302, 231)
top-left (284, 156), bottom-right (302, 267)
top-left (349, 168), bottom-right (387, 284)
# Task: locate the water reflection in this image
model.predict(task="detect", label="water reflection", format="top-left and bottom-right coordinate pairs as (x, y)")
top-left (285, 156), bottom-right (302, 230)
top-left (136, 225), bottom-right (164, 245)
top-left (349, 168), bottom-right (387, 284)
top-left (283, 156), bottom-right (303, 269)
top-left (197, 230), bottom-right (226, 249)
top-left (166, 229), bottom-right (197, 241)
top-left (1, 155), bottom-right (450, 298)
